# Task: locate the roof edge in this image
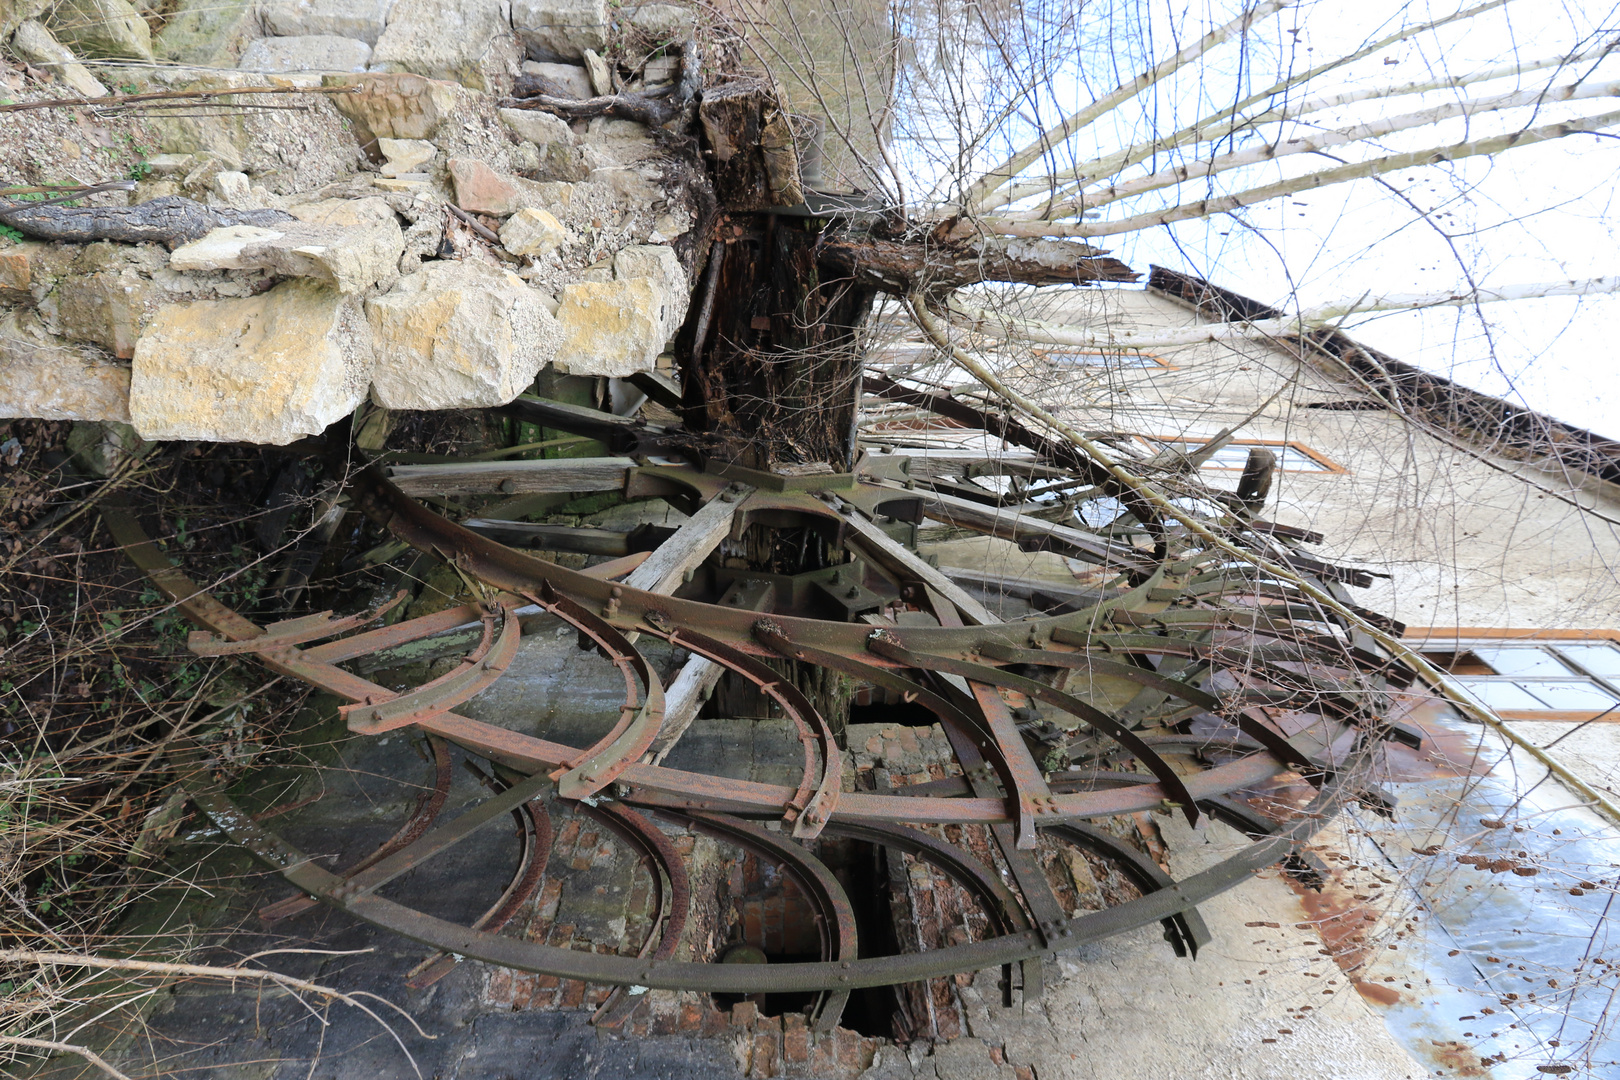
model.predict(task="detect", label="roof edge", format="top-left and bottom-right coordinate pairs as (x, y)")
top-left (1145, 265), bottom-right (1620, 490)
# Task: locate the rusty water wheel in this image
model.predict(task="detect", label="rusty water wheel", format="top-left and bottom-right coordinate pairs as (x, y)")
top-left (105, 398), bottom-right (1415, 1033)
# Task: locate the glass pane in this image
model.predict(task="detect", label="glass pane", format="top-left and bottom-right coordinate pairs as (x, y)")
top-left (1162, 443), bottom-right (1250, 469)
top-left (1204, 446), bottom-right (1253, 469)
top-left (1516, 680), bottom-right (1620, 710)
top-left (1553, 643), bottom-right (1620, 678)
top-left (1454, 679), bottom-right (1549, 710)
top-left (1175, 443), bottom-right (1332, 472)
top-left (1277, 446), bottom-right (1330, 471)
top-left (1471, 646), bottom-right (1571, 678)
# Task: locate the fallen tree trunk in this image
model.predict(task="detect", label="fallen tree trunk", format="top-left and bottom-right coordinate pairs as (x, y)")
top-left (501, 89), bottom-right (682, 128)
top-left (0, 195), bottom-right (293, 247)
top-left (817, 233), bottom-right (1138, 294)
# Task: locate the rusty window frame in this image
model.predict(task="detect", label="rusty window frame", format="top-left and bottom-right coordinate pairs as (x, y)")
top-left (1408, 628), bottom-right (1620, 721)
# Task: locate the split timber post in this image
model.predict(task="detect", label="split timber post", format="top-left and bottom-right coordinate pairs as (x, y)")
top-left (678, 82), bottom-right (1138, 476)
top-left (672, 80), bottom-right (1139, 730)
top-left (680, 82), bottom-right (875, 475)
top-left (675, 82), bottom-right (877, 733)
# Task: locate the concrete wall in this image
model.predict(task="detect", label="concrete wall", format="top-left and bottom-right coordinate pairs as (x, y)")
top-left (980, 284), bottom-right (1620, 634)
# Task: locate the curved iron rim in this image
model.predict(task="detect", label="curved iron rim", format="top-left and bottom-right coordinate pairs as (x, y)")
top-left (185, 765), bottom-right (1350, 993)
top-left (106, 468), bottom-right (1369, 993)
top-left (104, 499), bottom-right (1308, 827)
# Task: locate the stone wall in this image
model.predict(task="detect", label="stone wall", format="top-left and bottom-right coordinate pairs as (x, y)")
top-left (1, 1), bottom-right (703, 443)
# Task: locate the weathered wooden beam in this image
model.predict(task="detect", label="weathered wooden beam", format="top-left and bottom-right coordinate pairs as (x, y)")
top-left (580, 551), bottom-right (653, 580)
top-left (646, 655), bottom-right (723, 764)
top-left (646, 549), bottom-right (779, 765)
top-left (460, 521), bottom-right (635, 555)
top-left (386, 457), bottom-right (635, 496)
top-left (622, 484), bottom-right (749, 595)
top-left (627, 488), bottom-right (753, 763)
top-left (681, 220), bottom-right (876, 471)
top-left (697, 79), bottom-right (802, 210)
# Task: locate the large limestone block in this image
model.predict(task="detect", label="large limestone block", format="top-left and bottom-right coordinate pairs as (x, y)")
top-left (168, 204), bottom-right (404, 294)
top-left (129, 279), bottom-right (372, 444)
top-left (323, 70), bottom-right (463, 144)
top-left (0, 318), bottom-right (131, 422)
top-left (0, 244), bottom-right (33, 299)
top-left (237, 34), bottom-right (372, 72)
top-left (498, 106), bottom-right (574, 147)
top-left (612, 243), bottom-right (687, 337)
top-left (624, 3), bottom-right (694, 42)
top-left (1, 0), bottom-right (52, 40)
top-left (376, 137), bottom-right (435, 176)
top-left (581, 46), bottom-right (610, 95)
top-left (263, 0), bottom-right (394, 45)
top-left (517, 59), bottom-right (592, 99)
top-left (366, 259), bottom-right (560, 409)
top-left (447, 156), bottom-right (567, 216)
top-left (10, 20), bottom-right (108, 97)
top-left (46, 0), bottom-right (152, 59)
top-left (43, 242), bottom-right (165, 359)
top-left (368, 0), bottom-right (520, 92)
top-left (150, 0), bottom-right (258, 66)
top-left (287, 195), bottom-right (399, 229)
top-left (209, 169), bottom-right (255, 208)
top-left (590, 163), bottom-right (661, 205)
top-left (252, 221), bottom-right (402, 293)
top-left (167, 224), bottom-right (285, 270)
top-left (552, 277), bottom-right (665, 378)
top-left (511, 0), bottom-right (605, 61)
top-left (499, 207), bottom-right (569, 257)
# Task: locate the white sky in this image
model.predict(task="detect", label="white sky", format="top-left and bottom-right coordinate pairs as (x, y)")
top-left (893, 0), bottom-right (1620, 438)
top-left (1098, 0), bottom-right (1620, 439)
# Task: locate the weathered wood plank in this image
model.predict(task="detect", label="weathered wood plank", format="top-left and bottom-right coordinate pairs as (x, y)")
top-left (622, 485), bottom-right (748, 595)
top-left (581, 550), bottom-right (653, 580)
top-left (644, 547), bottom-right (776, 764)
top-left (461, 521), bottom-right (634, 555)
top-left (646, 655), bottom-right (723, 763)
top-left (387, 457), bottom-right (635, 496)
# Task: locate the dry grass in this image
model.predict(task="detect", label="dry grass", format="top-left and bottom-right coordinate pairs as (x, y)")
top-left (0, 419), bottom-right (323, 1076)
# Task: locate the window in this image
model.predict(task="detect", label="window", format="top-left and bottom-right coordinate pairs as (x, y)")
top-left (1413, 631), bottom-right (1620, 720)
top-left (1038, 349), bottom-right (1170, 369)
top-left (1143, 437), bottom-right (1344, 473)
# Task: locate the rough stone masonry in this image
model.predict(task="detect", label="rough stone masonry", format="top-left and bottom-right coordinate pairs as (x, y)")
top-left (0, 0), bottom-right (704, 442)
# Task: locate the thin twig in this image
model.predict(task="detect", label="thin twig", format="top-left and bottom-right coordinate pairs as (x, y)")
top-left (0, 85), bottom-right (361, 114)
top-left (0, 950), bottom-right (433, 1077)
top-left (0, 1035), bottom-right (132, 1080)
top-left (906, 289), bottom-right (1620, 824)
top-left (446, 204), bottom-right (503, 246)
